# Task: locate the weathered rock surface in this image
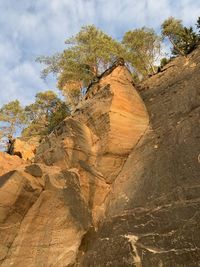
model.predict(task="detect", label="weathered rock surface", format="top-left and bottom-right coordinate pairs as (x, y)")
top-left (8, 137), bottom-right (39, 161)
top-left (0, 152), bottom-right (24, 176)
top-left (0, 170), bottom-right (42, 264)
top-left (0, 169), bottom-right (91, 267)
top-left (35, 65), bottom-right (149, 224)
top-left (0, 63), bottom-right (149, 266)
top-left (79, 50), bottom-right (200, 266)
top-left (25, 164), bottom-right (43, 177)
top-left (0, 49), bottom-right (200, 267)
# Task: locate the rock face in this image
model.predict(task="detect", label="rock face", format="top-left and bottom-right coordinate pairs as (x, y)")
top-left (0, 49), bottom-right (200, 267)
top-left (79, 50), bottom-right (200, 266)
top-left (36, 65), bottom-right (149, 181)
top-left (0, 170), bottom-right (42, 264)
top-left (35, 65), bottom-right (149, 224)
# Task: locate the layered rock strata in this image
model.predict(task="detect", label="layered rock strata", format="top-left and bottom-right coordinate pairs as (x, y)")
top-left (79, 49), bottom-right (200, 267)
top-left (0, 49), bottom-right (200, 266)
top-left (0, 64), bottom-right (149, 266)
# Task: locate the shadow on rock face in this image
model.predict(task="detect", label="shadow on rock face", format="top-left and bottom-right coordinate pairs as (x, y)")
top-left (0, 170), bottom-right (16, 187)
top-left (62, 170), bottom-right (92, 231)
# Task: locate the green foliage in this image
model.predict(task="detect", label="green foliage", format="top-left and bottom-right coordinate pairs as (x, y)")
top-left (160, 57), bottom-right (170, 68)
top-left (36, 53), bottom-right (61, 79)
top-left (0, 92), bottom-right (70, 148)
top-left (48, 102), bottom-right (70, 133)
top-left (64, 25), bottom-right (122, 75)
top-left (36, 21), bottom-right (199, 107)
top-left (161, 17), bottom-right (183, 39)
top-left (161, 17), bottom-right (184, 56)
top-left (122, 27), bottom-right (162, 76)
top-left (25, 90), bottom-right (59, 121)
top-left (37, 25), bottom-right (164, 100)
top-left (161, 17), bottom-right (199, 56)
top-left (0, 100), bottom-right (26, 138)
top-left (175, 27), bottom-right (199, 55)
top-left (0, 100), bottom-right (27, 150)
top-left (22, 90), bottom-right (70, 138)
top-left (21, 120), bottom-right (47, 138)
top-left (37, 25), bottom-right (123, 107)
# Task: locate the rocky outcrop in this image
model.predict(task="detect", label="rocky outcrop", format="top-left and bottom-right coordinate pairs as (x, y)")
top-left (79, 49), bottom-right (200, 266)
top-left (0, 64), bottom-right (149, 266)
top-left (0, 152), bottom-right (24, 176)
top-left (0, 168), bottom-right (90, 267)
top-left (0, 49), bottom-right (200, 267)
top-left (35, 65), bottom-right (149, 224)
top-left (8, 137), bottom-right (39, 161)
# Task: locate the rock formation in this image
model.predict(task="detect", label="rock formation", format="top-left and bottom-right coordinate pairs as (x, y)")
top-left (0, 48), bottom-right (200, 267)
top-left (0, 152), bottom-right (25, 176)
top-left (7, 137), bottom-right (39, 161)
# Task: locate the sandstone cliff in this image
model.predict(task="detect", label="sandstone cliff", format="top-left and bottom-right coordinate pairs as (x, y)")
top-left (0, 49), bottom-right (200, 267)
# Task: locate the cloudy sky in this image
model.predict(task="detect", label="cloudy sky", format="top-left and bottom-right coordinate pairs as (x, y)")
top-left (0, 0), bottom-right (199, 106)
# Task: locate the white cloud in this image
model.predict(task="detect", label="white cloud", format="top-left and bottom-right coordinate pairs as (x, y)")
top-left (0, 61), bottom-right (57, 106)
top-left (0, 0), bottom-right (199, 106)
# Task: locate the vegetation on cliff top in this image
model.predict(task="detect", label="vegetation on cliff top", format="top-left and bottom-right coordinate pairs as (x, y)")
top-left (37, 25), bottom-right (163, 106)
top-left (37, 17), bottom-right (199, 107)
top-left (0, 16), bottom-right (199, 150)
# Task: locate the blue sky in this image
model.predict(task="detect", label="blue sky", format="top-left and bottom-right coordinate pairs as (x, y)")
top-left (0, 0), bottom-right (200, 107)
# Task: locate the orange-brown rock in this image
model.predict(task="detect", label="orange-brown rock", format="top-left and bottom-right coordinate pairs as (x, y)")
top-left (0, 152), bottom-right (24, 176)
top-left (0, 64), bottom-right (149, 266)
top-left (0, 170), bottom-right (42, 263)
top-left (35, 65), bottom-right (149, 222)
top-left (8, 137), bottom-right (39, 161)
top-left (36, 65), bottom-right (149, 183)
top-left (0, 49), bottom-right (200, 267)
top-left (0, 169), bottom-right (89, 267)
top-left (80, 49), bottom-right (200, 267)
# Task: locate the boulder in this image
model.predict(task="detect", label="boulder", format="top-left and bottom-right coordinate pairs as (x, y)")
top-left (79, 49), bottom-right (200, 266)
top-left (25, 164), bottom-right (43, 177)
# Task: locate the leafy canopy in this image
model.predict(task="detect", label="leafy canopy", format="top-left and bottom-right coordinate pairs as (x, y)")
top-left (0, 91), bottom-right (70, 150)
top-left (0, 100), bottom-right (27, 150)
top-left (122, 27), bottom-right (162, 76)
top-left (161, 17), bottom-right (199, 56)
top-left (22, 90), bottom-right (70, 138)
top-left (37, 25), bottom-right (123, 106)
top-left (47, 102), bottom-right (70, 133)
top-left (0, 100), bottom-right (26, 137)
top-left (37, 20), bottom-right (199, 107)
